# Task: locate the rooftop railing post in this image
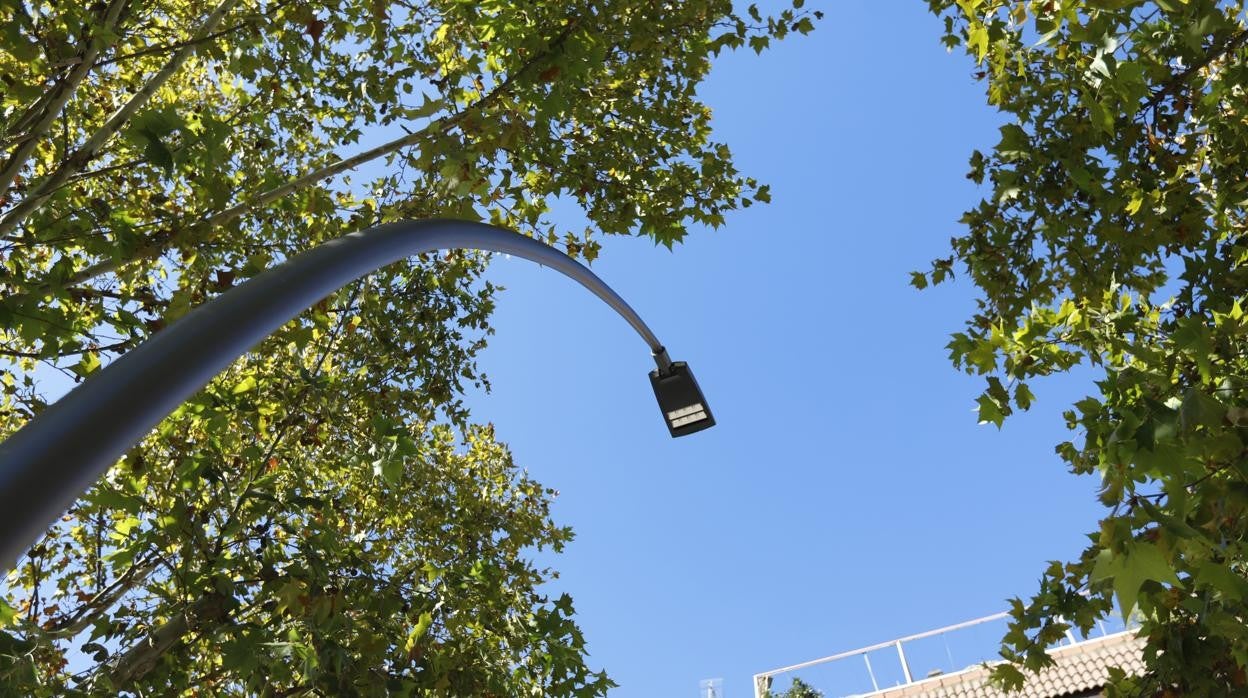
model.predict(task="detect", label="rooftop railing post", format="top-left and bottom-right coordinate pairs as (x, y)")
top-left (753, 673), bottom-right (772, 698)
top-left (895, 640), bottom-right (914, 684)
top-left (864, 653), bottom-right (880, 692)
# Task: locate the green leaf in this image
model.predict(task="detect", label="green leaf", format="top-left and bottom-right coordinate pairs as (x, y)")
top-left (1179, 389), bottom-right (1225, 431)
top-left (1065, 163), bottom-right (1098, 192)
top-left (89, 488), bottom-right (145, 515)
top-left (124, 107), bottom-right (183, 174)
top-left (374, 455), bottom-right (404, 485)
top-left (1090, 547), bottom-right (1118, 582)
top-left (142, 133), bottom-right (175, 173)
top-left (221, 633), bottom-right (260, 672)
top-left (232, 375), bottom-right (258, 394)
top-left (0, 599), bottom-right (17, 629)
top-left (1089, 100), bottom-right (1114, 135)
top-left (977, 394), bottom-right (1006, 427)
top-left (1137, 499), bottom-right (1200, 539)
top-left (409, 93), bottom-right (447, 119)
top-left (965, 341), bottom-right (997, 373)
top-left (130, 106), bottom-right (184, 136)
top-left (1113, 541), bottom-right (1181, 618)
top-left (991, 663), bottom-right (1027, 691)
top-left (72, 351), bottom-right (102, 378)
top-left (1114, 61), bottom-right (1149, 103)
top-left (996, 124), bottom-right (1030, 159)
top-left (1014, 382), bottom-right (1035, 410)
top-left (1194, 562), bottom-right (1248, 603)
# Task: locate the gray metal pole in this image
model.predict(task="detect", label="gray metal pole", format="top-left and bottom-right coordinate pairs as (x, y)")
top-left (0, 219), bottom-right (670, 573)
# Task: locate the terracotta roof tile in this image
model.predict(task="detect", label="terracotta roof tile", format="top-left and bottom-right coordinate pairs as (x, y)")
top-left (857, 631), bottom-right (1145, 698)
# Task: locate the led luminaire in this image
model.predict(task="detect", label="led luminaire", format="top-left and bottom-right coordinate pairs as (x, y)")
top-left (650, 361), bottom-right (715, 438)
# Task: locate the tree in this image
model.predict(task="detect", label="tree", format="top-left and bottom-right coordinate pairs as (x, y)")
top-left (921, 0), bottom-right (1248, 694)
top-left (763, 677), bottom-right (824, 698)
top-left (0, 0), bottom-right (817, 694)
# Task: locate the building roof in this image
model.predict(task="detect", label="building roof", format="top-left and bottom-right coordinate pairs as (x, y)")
top-left (856, 631), bottom-right (1145, 698)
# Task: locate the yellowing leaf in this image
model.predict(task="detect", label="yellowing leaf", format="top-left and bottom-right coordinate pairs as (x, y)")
top-left (404, 611), bottom-right (434, 653)
top-left (968, 22), bottom-right (989, 62)
top-left (112, 516), bottom-right (142, 540)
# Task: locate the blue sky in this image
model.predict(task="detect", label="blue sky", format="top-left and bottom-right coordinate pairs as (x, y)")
top-left (460, 4), bottom-right (1112, 697)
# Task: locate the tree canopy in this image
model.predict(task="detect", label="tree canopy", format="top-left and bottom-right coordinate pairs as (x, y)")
top-left (0, 0), bottom-right (816, 694)
top-left (923, 0), bottom-right (1248, 693)
top-left (763, 677), bottom-right (824, 698)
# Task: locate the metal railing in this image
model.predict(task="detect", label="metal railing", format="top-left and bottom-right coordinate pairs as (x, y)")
top-left (752, 611), bottom-right (1129, 698)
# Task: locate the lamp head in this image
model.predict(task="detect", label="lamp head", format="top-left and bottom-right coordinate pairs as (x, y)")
top-left (649, 360), bottom-right (715, 438)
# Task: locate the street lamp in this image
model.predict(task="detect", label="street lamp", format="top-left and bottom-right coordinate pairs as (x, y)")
top-left (649, 355), bottom-right (715, 437)
top-left (0, 219), bottom-right (713, 572)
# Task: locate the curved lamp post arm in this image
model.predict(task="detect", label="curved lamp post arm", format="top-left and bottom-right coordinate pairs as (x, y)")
top-left (0, 219), bottom-right (713, 573)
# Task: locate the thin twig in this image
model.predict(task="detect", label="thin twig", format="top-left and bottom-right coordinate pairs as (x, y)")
top-left (0, 0), bottom-right (129, 199)
top-left (0, 0), bottom-right (243, 240)
top-left (1142, 28), bottom-right (1248, 112)
top-left (5, 16), bottom-right (581, 303)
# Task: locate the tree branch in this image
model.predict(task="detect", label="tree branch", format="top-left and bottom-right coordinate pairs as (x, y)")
top-left (44, 557), bottom-right (159, 638)
top-left (0, 339), bottom-right (133, 359)
top-left (103, 607), bottom-right (189, 689)
top-left (93, 19), bottom-right (249, 69)
top-left (212, 279), bottom-right (369, 559)
top-left (4, 17), bottom-right (579, 303)
top-left (100, 592), bottom-right (229, 691)
top-left (0, 0), bottom-right (129, 199)
top-left (0, 0), bottom-right (242, 240)
top-left (92, 0), bottom-right (301, 71)
top-left (1142, 28), bottom-right (1248, 111)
